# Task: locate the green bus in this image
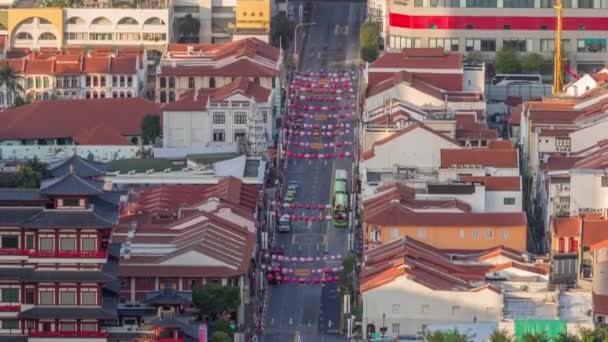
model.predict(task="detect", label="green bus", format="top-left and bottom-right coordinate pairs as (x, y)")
top-left (333, 169), bottom-right (349, 228)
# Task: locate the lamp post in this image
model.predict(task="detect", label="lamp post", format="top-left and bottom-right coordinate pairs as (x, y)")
top-left (293, 22), bottom-right (316, 65)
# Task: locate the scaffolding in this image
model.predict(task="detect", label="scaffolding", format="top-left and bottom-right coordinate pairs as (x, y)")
top-left (247, 103), bottom-right (268, 157)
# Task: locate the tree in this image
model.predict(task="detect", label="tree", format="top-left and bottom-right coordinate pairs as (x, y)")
top-left (210, 331), bottom-right (231, 342)
top-left (141, 114), bottom-right (161, 145)
top-left (360, 21), bottom-right (379, 63)
top-left (13, 94), bottom-right (30, 108)
top-left (521, 53), bottom-right (545, 73)
top-left (576, 326), bottom-right (608, 342)
top-left (339, 253), bottom-right (357, 293)
top-left (176, 13), bottom-right (200, 43)
top-left (270, 13), bottom-right (295, 50)
top-left (192, 285), bottom-right (240, 321)
top-left (555, 332), bottom-right (579, 342)
top-left (521, 332), bottom-right (549, 342)
top-left (11, 157), bottom-right (52, 188)
top-left (464, 51), bottom-right (485, 65)
top-left (422, 328), bottom-right (474, 342)
top-left (0, 63), bottom-right (24, 108)
top-left (211, 319), bottom-right (232, 336)
top-left (495, 48), bottom-right (521, 74)
top-left (489, 329), bottom-right (514, 342)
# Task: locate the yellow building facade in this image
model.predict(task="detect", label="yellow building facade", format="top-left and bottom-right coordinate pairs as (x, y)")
top-left (235, 0), bottom-right (270, 32)
top-left (7, 8), bottom-right (64, 49)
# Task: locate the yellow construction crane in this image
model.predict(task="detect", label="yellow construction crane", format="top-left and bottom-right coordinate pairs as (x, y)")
top-left (553, 0), bottom-right (563, 95)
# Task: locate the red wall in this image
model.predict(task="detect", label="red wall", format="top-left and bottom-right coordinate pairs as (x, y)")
top-left (390, 13), bottom-right (608, 31)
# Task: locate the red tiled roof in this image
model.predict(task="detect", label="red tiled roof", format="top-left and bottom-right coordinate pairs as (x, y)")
top-left (488, 140), bottom-right (513, 150)
top-left (167, 38), bottom-right (279, 62)
top-left (541, 155), bottom-right (582, 171)
top-left (552, 216), bottom-right (581, 238)
top-left (582, 219), bottom-right (608, 247)
top-left (509, 106), bottom-right (522, 125)
top-left (72, 124), bottom-right (130, 145)
top-left (362, 123), bottom-right (459, 161)
top-left (24, 59), bottom-right (53, 74)
top-left (160, 58), bottom-right (278, 77)
top-left (109, 56), bottom-right (137, 74)
top-left (163, 77), bottom-right (271, 111)
top-left (538, 128), bottom-right (575, 137)
top-left (594, 293), bottom-right (608, 315)
top-left (370, 48), bottom-right (462, 70)
top-left (54, 54), bottom-right (82, 75)
top-left (459, 176), bottom-right (521, 191)
top-left (83, 56), bottom-right (109, 73)
top-left (361, 236), bottom-right (500, 293)
top-left (0, 98), bottom-right (160, 141)
top-left (440, 148), bottom-right (518, 168)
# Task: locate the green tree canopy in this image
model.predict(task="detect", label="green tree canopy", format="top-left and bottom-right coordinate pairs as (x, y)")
top-left (360, 22), bottom-right (379, 63)
top-left (211, 319), bottom-right (232, 336)
top-left (522, 332), bottom-right (549, 342)
top-left (192, 285), bottom-right (240, 321)
top-left (270, 13), bottom-right (295, 50)
top-left (141, 114), bottom-right (161, 145)
top-left (10, 157), bottom-right (52, 188)
top-left (463, 51), bottom-right (485, 65)
top-left (211, 331), bottom-right (231, 342)
top-left (0, 64), bottom-right (25, 108)
top-left (521, 52), bottom-right (545, 73)
top-left (176, 13), bottom-right (200, 43)
top-left (490, 329), bottom-right (514, 342)
top-left (423, 328), bottom-right (475, 342)
top-left (495, 48), bottom-right (521, 74)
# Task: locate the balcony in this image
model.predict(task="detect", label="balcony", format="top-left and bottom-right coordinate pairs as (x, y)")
top-left (0, 305), bottom-right (21, 312)
top-left (29, 331), bottom-right (108, 338)
top-left (0, 249), bottom-right (108, 258)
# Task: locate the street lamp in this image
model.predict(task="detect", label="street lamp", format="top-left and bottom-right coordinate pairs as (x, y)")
top-left (293, 22), bottom-right (316, 64)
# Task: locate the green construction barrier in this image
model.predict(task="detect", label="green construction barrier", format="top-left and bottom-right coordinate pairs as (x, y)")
top-left (514, 319), bottom-right (567, 341)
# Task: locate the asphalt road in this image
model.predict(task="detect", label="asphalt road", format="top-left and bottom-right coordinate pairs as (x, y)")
top-left (262, 2), bottom-right (364, 342)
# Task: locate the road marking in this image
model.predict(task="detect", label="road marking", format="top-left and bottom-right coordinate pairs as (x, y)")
top-left (291, 233), bottom-right (296, 245)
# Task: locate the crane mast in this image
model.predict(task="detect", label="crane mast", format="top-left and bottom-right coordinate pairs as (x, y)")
top-left (553, 0), bottom-right (563, 95)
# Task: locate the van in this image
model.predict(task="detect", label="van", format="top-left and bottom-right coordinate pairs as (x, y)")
top-left (491, 74), bottom-right (542, 86)
top-left (278, 214), bottom-right (291, 233)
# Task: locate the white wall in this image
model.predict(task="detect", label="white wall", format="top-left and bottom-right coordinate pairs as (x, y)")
top-left (366, 83), bottom-right (445, 113)
top-left (439, 167), bottom-right (520, 182)
top-left (565, 74), bottom-right (597, 97)
top-left (569, 172), bottom-right (608, 212)
top-left (362, 276), bottom-right (502, 338)
top-left (419, 186), bottom-right (486, 213)
top-left (570, 118), bottom-right (608, 153)
top-left (364, 126), bottom-right (461, 170)
top-left (537, 135), bottom-right (558, 154)
top-left (0, 145), bottom-right (141, 163)
top-left (163, 110), bottom-right (211, 148)
top-left (486, 190), bottom-right (522, 213)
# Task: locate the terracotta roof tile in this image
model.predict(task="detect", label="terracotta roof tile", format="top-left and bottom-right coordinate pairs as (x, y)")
top-left (552, 216), bottom-right (581, 238)
top-left (440, 148), bottom-right (518, 168)
top-left (582, 219), bottom-right (608, 247)
top-left (362, 123), bottom-right (459, 161)
top-left (24, 59), bottom-right (54, 74)
top-left (488, 140), bottom-right (514, 149)
top-left (0, 98), bottom-right (160, 142)
top-left (160, 58), bottom-right (278, 77)
top-left (371, 48), bottom-right (462, 69)
top-left (109, 56), bottom-right (137, 74)
top-left (83, 56), bottom-right (109, 73)
top-left (53, 54), bottom-right (83, 75)
top-left (73, 124), bottom-right (130, 145)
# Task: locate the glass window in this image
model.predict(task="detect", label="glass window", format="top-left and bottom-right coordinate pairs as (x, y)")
top-left (160, 77), bottom-right (167, 88)
top-left (59, 238), bottom-right (76, 251)
top-left (429, 38), bottom-right (459, 51)
top-left (0, 92), bottom-right (4, 105)
top-left (168, 77), bottom-right (175, 88)
top-left (213, 130), bottom-right (225, 142)
top-left (60, 323), bottom-right (76, 331)
top-left (414, 0), bottom-right (423, 5)
top-left (60, 291), bottom-right (76, 305)
top-left (577, 39), bottom-right (607, 53)
top-left (39, 290), bottom-right (54, 305)
top-left (1, 236), bottom-right (18, 249)
top-left (25, 289), bottom-right (34, 304)
top-left (26, 235), bottom-right (34, 249)
top-left (429, 0), bottom-right (460, 6)
top-left (188, 77), bottom-right (195, 89)
top-left (503, 197), bottom-right (516, 205)
top-left (503, 0), bottom-right (533, 7)
top-left (417, 228), bottom-right (426, 238)
top-left (1, 288), bottom-right (18, 303)
top-left (39, 237), bottom-right (54, 251)
top-left (391, 228), bottom-right (399, 238)
top-left (472, 230), bottom-right (480, 239)
top-left (160, 91), bottom-right (167, 103)
top-left (465, 38), bottom-right (496, 52)
top-left (43, 78), bottom-right (49, 88)
top-left (2, 320), bottom-right (18, 330)
top-left (81, 238), bottom-right (96, 252)
top-left (486, 228), bottom-right (494, 239)
top-left (213, 113), bottom-right (226, 124)
top-left (392, 323), bottom-right (400, 335)
top-left (81, 291), bottom-right (97, 305)
top-left (234, 112), bottom-right (247, 125)
top-left (503, 39), bottom-right (530, 52)
top-left (389, 36), bottom-right (421, 49)
top-left (465, 0), bottom-right (496, 7)
top-left (209, 77), bottom-right (216, 88)
top-left (81, 323), bottom-right (97, 331)
top-left (169, 91), bottom-right (175, 102)
top-left (502, 229), bottom-right (509, 240)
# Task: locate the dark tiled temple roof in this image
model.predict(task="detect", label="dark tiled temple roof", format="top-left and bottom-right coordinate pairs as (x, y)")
top-left (0, 189), bottom-right (44, 201)
top-left (0, 268), bottom-right (115, 283)
top-left (0, 208), bottom-right (43, 225)
top-left (40, 173), bottom-right (102, 196)
top-left (19, 307), bottom-right (117, 319)
top-left (144, 288), bottom-right (191, 306)
top-left (22, 209), bottom-right (114, 228)
top-left (50, 155), bottom-right (107, 178)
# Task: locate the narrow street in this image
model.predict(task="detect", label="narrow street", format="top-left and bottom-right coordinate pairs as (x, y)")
top-left (262, 1), bottom-right (365, 341)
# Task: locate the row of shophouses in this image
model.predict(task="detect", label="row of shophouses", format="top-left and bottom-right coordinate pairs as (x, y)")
top-left (356, 48), bottom-right (608, 340)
